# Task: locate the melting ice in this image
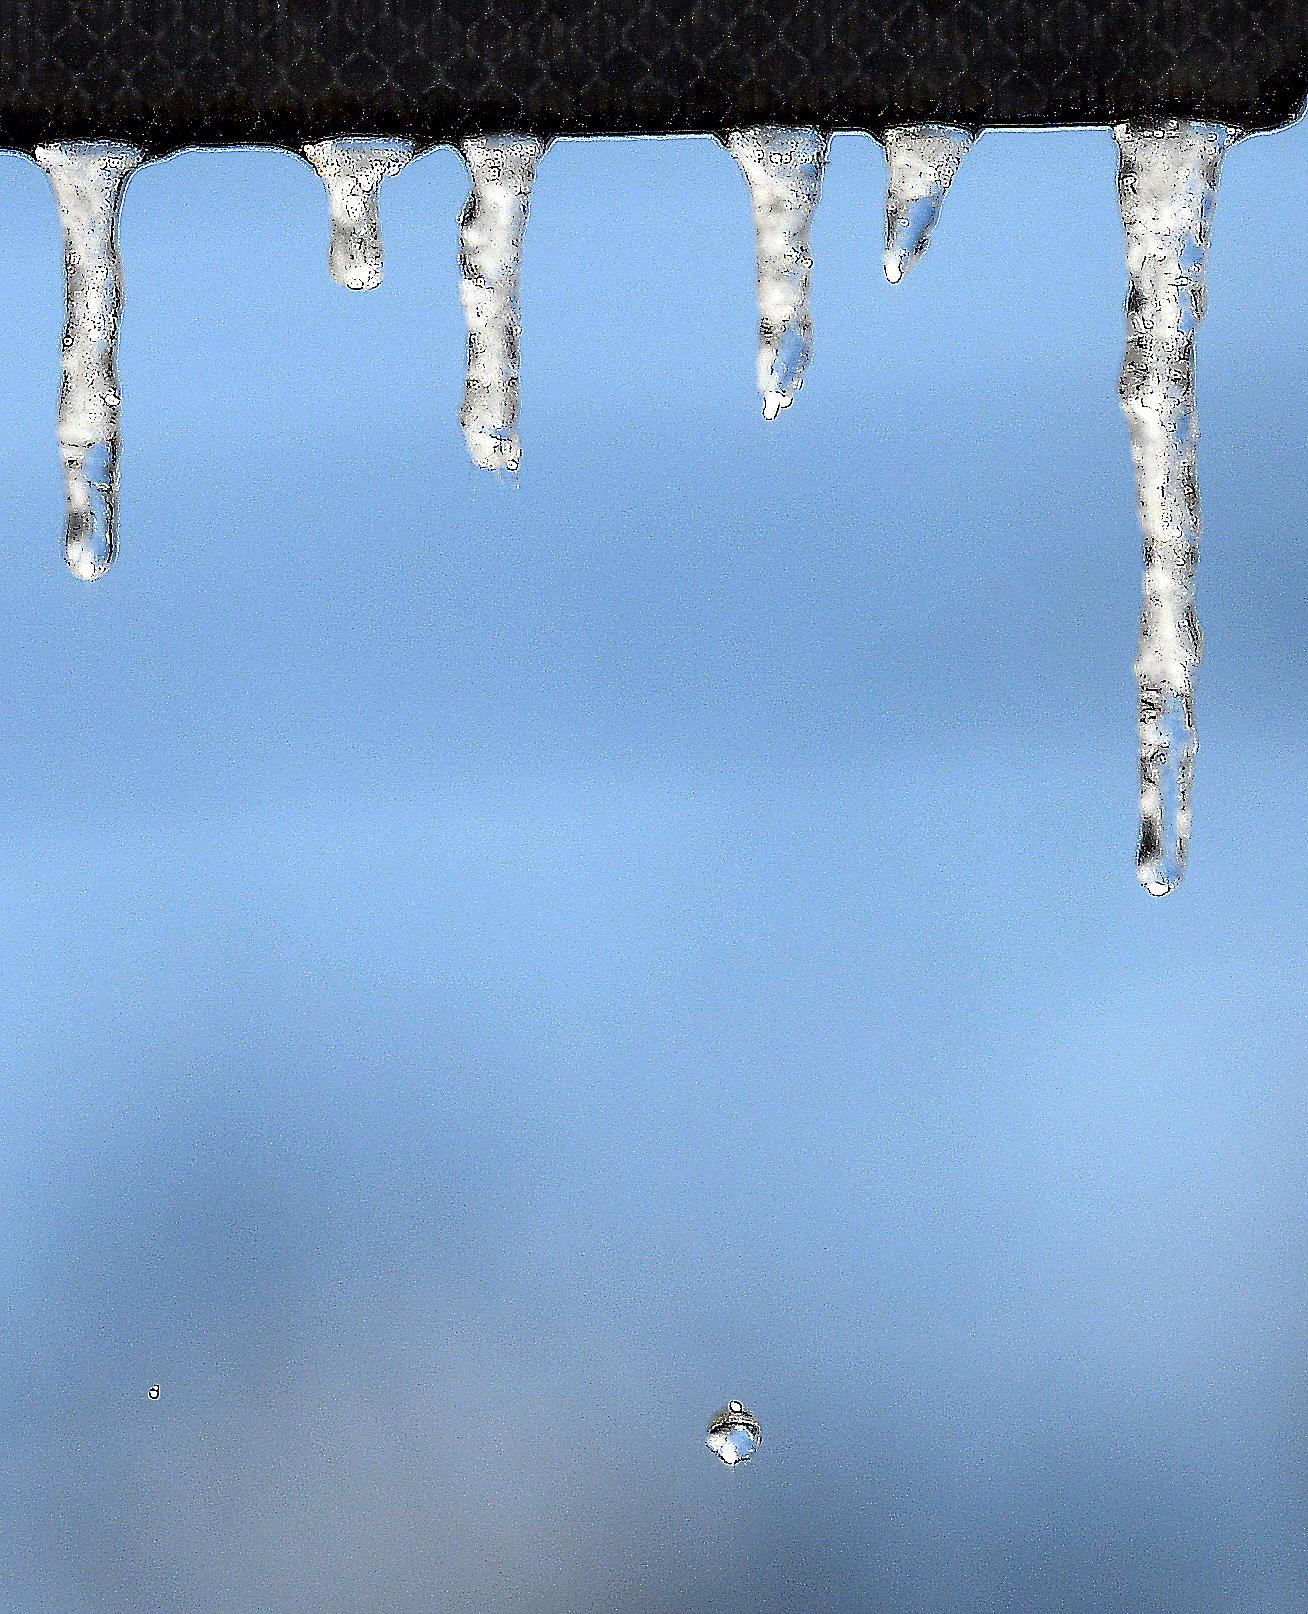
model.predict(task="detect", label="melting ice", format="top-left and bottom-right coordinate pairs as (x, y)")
top-left (35, 141), bottom-right (142, 581)
top-left (881, 125), bottom-right (972, 283)
top-left (727, 127), bottom-right (827, 419)
top-left (1115, 120), bottom-right (1233, 896)
top-left (302, 137), bottom-right (414, 290)
top-left (458, 135), bottom-right (544, 473)
top-left (11, 120), bottom-right (1254, 901)
top-left (706, 1400), bottom-right (762, 1466)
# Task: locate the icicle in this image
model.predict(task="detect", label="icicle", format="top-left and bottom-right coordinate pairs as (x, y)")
top-left (34, 141), bottom-right (143, 581)
top-left (1115, 120), bottom-right (1233, 896)
top-left (880, 125), bottom-right (972, 283)
top-left (458, 135), bottom-right (543, 473)
top-left (302, 137), bottom-right (414, 291)
top-left (726, 127), bottom-right (827, 420)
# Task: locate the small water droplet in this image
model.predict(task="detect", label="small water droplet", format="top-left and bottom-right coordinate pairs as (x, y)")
top-left (148, 1385), bottom-right (160, 1399)
top-left (706, 1401), bottom-right (761, 1466)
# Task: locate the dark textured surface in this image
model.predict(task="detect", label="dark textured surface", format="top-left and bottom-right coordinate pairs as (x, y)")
top-left (0, 0), bottom-right (1305, 150)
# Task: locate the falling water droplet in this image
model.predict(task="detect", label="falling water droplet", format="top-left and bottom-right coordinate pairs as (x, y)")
top-left (34, 141), bottom-right (143, 581)
top-left (726, 127), bottom-right (827, 420)
top-left (1115, 119), bottom-right (1233, 896)
top-left (706, 1400), bottom-right (762, 1466)
top-left (302, 137), bottom-right (414, 291)
top-left (458, 134), bottom-right (544, 473)
top-left (881, 125), bottom-right (972, 283)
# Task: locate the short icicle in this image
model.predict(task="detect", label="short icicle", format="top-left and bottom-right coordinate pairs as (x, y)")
top-left (1115, 120), bottom-right (1234, 896)
top-left (458, 135), bottom-right (544, 473)
top-left (726, 127), bottom-right (827, 420)
top-left (35, 141), bottom-right (143, 581)
top-left (302, 137), bottom-right (414, 290)
top-left (881, 125), bottom-right (972, 283)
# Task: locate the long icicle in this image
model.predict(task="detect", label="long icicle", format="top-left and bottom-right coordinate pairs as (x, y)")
top-left (302, 137), bottom-right (414, 290)
top-left (1115, 120), bottom-right (1233, 896)
top-left (458, 135), bottom-right (543, 473)
top-left (35, 141), bottom-right (143, 581)
top-left (726, 127), bottom-right (827, 420)
top-left (881, 125), bottom-right (972, 283)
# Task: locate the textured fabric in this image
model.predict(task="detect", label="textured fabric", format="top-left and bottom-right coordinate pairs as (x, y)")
top-left (0, 0), bottom-right (1304, 150)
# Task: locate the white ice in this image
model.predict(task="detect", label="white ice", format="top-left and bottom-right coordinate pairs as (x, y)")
top-left (34, 141), bottom-right (143, 581)
top-left (302, 137), bottom-right (414, 290)
top-left (458, 135), bottom-right (544, 473)
top-left (881, 125), bottom-right (972, 283)
top-left (1115, 119), bottom-right (1233, 896)
top-left (726, 127), bottom-right (827, 420)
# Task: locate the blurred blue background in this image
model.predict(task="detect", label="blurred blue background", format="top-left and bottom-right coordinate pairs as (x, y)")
top-left (1, 119), bottom-right (1306, 1614)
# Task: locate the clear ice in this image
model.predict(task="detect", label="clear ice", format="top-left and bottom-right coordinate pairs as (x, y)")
top-left (34, 141), bottom-right (143, 581)
top-left (726, 127), bottom-right (828, 420)
top-left (706, 1400), bottom-right (762, 1466)
top-left (880, 125), bottom-right (972, 283)
top-left (458, 134), bottom-right (544, 473)
top-left (302, 137), bottom-right (414, 290)
top-left (1115, 120), bottom-right (1233, 896)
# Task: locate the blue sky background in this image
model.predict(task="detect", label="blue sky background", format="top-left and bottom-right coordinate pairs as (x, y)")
top-left (1, 118), bottom-right (1307, 1613)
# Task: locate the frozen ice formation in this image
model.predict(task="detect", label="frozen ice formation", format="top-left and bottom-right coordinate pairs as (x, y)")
top-left (727, 127), bottom-right (828, 419)
top-left (302, 136), bottom-right (414, 290)
top-left (881, 125), bottom-right (973, 283)
top-left (9, 119), bottom-right (1280, 894)
top-left (1115, 119), bottom-right (1234, 896)
top-left (34, 140), bottom-right (143, 581)
top-left (458, 134), bottom-right (544, 473)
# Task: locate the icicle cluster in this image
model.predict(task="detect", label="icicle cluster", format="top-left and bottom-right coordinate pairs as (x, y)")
top-left (726, 127), bottom-right (827, 419)
top-left (1114, 120), bottom-right (1232, 896)
top-left (20, 120), bottom-right (1256, 896)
